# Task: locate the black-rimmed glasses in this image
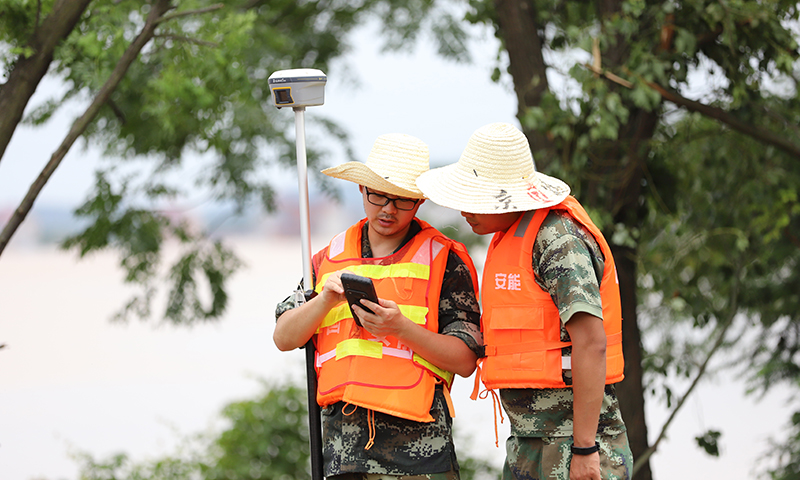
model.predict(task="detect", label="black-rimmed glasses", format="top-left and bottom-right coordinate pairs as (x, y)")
top-left (364, 188), bottom-right (420, 211)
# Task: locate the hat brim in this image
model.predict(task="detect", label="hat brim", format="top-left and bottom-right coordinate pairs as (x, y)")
top-left (322, 162), bottom-right (425, 199)
top-left (416, 164), bottom-right (570, 214)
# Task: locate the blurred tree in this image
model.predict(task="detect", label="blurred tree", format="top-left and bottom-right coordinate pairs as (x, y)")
top-left (0, 0), bottom-right (350, 322)
top-left (70, 380), bottom-right (501, 480)
top-left (0, 0), bottom-right (463, 323)
top-left (203, 382), bottom-right (312, 480)
top-left (639, 111), bottom-right (800, 478)
top-left (458, 0), bottom-right (800, 477)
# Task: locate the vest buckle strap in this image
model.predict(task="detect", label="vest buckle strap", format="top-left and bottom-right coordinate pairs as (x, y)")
top-left (484, 340), bottom-right (572, 357)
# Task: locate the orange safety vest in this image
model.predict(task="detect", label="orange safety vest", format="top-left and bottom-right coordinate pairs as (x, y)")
top-left (313, 218), bottom-right (479, 422)
top-left (478, 196), bottom-right (624, 391)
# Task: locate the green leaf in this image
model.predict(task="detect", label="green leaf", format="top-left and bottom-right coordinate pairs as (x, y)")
top-left (695, 429), bottom-right (722, 457)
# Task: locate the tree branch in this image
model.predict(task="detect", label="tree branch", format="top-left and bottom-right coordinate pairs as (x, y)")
top-left (156, 3), bottom-right (224, 24)
top-left (0, 0), bottom-right (173, 255)
top-left (0, 0), bottom-right (93, 165)
top-left (585, 64), bottom-right (800, 158)
top-left (631, 270), bottom-right (742, 476)
top-left (153, 33), bottom-right (219, 48)
top-left (642, 79), bottom-right (800, 158)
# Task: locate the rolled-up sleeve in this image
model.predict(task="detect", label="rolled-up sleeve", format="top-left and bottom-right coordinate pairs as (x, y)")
top-left (438, 251), bottom-right (483, 357)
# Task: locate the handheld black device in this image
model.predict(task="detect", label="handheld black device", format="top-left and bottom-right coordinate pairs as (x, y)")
top-left (340, 272), bottom-right (379, 326)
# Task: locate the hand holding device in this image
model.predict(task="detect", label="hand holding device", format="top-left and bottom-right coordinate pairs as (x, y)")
top-left (340, 272), bottom-right (380, 326)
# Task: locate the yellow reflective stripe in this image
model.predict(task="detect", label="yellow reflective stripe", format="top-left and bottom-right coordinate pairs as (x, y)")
top-left (348, 263), bottom-right (430, 280)
top-left (336, 338), bottom-right (383, 360)
top-left (399, 305), bottom-right (428, 325)
top-left (317, 303), bottom-right (350, 331)
top-left (318, 303), bottom-right (426, 332)
top-left (315, 263), bottom-right (430, 293)
top-left (413, 354), bottom-right (455, 385)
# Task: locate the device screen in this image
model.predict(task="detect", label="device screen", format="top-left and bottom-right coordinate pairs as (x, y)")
top-left (341, 273), bottom-right (379, 326)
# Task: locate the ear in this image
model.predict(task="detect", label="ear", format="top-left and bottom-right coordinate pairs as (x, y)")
top-left (358, 185), bottom-right (365, 194)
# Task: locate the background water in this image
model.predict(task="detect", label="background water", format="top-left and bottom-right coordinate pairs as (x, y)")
top-left (0, 232), bottom-right (791, 480)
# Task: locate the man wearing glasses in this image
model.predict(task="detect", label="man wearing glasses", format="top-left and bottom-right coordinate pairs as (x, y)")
top-left (274, 133), bottom-right (482, 480)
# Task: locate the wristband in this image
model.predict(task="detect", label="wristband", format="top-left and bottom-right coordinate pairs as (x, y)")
top-left (570, 442), bottom-right (600, 455)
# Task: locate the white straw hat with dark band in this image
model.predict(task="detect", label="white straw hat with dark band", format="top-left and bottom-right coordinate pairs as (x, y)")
top-left (322, 133), bottom-right (429, 199)
top-left (416, 122), bottom-right (570, 213)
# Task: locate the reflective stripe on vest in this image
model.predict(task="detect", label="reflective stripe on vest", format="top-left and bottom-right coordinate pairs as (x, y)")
top-left (315, 339), bottom-right (455, 386)
top-left (316, 290), bottom-right (430, 331)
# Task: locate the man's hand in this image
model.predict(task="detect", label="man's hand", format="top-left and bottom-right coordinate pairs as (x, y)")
top-left (351, 298), bottom-right (410, 338)
top-left (318, 271), bottom-right (346, 308)
top-left (353, 298), bottom-right (478, 378)
top-left (273, 269), bottom-right (346, 351)
top-left (570, 451), bottom-right (601, 480)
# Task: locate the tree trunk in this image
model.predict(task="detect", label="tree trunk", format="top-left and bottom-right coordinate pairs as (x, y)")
top-left (613, 245), bottom-right (653, 480)
top-left (602, 105), bottom-right (660, 480)
top-left (0, 0), bottom-right (93, 164)
top-left (493, 0), bottom-right (554, 158)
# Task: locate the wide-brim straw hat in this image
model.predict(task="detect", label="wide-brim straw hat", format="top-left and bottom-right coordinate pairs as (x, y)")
top-left (416, 123), bottom-right (570, 213)
top-left (322, 133), bottom-right (429, 199)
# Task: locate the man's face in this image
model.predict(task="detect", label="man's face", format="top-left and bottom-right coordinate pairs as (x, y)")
top-left (460, 211), bottom-right (523, 235)
top-left (360, 186), bottom-right (423, 238)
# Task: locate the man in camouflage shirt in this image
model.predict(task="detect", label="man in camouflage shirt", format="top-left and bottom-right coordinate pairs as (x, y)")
top-left (417, 123), bottom-right (633, 480)
top-left (274, 133), bottom-right (482, 480)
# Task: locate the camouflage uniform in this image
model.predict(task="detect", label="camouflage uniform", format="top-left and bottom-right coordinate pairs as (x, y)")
top-left (499, 210), bottom-right (633, 480)
top-left (331, 473), bottom-right (458, 480)
top-left (276, 220), bottom-right (482, 479)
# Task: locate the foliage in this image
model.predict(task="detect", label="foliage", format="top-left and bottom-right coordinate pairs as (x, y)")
top-left (768, 410), bottom-right (800, 480)
top-left (69, 380), bottom-right (500, 480)
top-left (638, 109), bottom-right (800, 475)
top-left (0, 0), bottom-right (480, 323)
top-left (694, 429), bottom-right (721, 457)
top-left (68, 380), bottom-right (310, 480)
top-left (71, 451), bottom-right (199, 480)
top-left (42, 0), bottom-right (359, 323)
top-left (456, 443), bottom-right (503, 480)
top-left (203, 382), bottom-right (311, 480)
top-left (461, 0), bottom-right (800, 476)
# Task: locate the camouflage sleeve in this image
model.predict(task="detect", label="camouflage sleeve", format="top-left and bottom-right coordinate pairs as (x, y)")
top-left (275, 276), bottom-right (309, 321)
top-left (276, 249), bottom-right (325, 321)
top-left (438, 251), bottom-right (483, 357)
top-left (532, 210), bottom-right (606, 325)
top-left (275, 293), bottom-right (297, 321)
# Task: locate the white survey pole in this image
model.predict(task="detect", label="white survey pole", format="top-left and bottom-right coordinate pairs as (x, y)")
top-left (268, 68), bottom-right (326, 480)
top-left (267, 67), bottom-right (326, 287)
top-left (293, 106), bottom-right (313, 287)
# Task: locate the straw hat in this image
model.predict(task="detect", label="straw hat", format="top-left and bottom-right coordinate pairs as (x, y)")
top-left (322, 133), bottom-right (429, 199)
top-left (415, 123), bottom-right (570, 213)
